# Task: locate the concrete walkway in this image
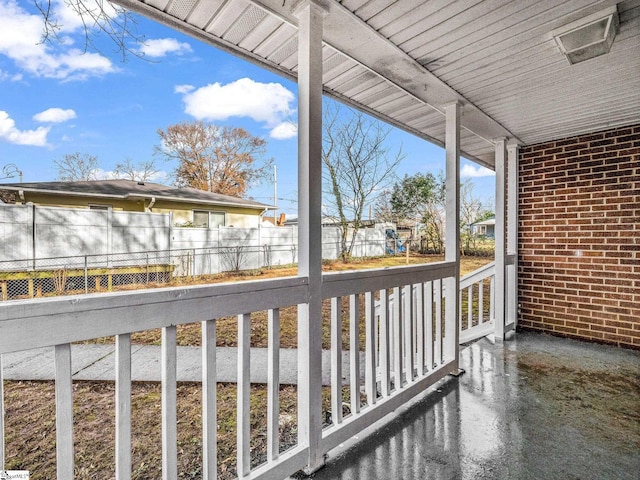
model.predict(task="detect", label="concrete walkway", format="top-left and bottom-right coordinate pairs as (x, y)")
top-left (1, 344), bottom-right (364, 386)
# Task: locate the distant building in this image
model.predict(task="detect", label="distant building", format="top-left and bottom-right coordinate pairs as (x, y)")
top-left (1, 179), bottom-right (271, 228)
top-left (471, 216), bottom-right (495, 238)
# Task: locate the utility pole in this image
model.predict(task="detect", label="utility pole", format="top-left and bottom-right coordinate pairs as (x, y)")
top-left (273, 164), bottom-right (277, 225)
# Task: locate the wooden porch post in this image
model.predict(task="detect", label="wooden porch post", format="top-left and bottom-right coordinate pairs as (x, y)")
top-left (507, 144), bottom-right (519, 330)
top-left (444, 102), bottom-right (461, 370)
top-left (296, 0), bottom-right (325, 473)
top-left (494, 138), bottom-right (507, 340)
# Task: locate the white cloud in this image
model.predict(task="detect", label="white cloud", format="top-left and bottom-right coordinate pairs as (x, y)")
top-left (269, 122), bottom-right (297, 140)
top-left (0, 110), bottom-right (49, 146)
top-left (33, 108), bottom-right (77, 123)
top-left (178, 77), bottom-right (296, 139)
top-left (461, 164), bottom-right (495, 178)
top-left (0, 0), bottom-right (115, 80)
top-left (175, 84), bottom-right (195, 94)
top-left (138, 38), bottom-right (192, 58)
top-left (0, 67), bottom-right (21, 81)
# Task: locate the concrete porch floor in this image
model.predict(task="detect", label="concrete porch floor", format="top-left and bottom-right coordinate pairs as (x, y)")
top-left (304, 331), bottom-right (640, 480)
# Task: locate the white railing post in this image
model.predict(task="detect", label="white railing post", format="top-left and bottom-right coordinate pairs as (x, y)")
top-left (349, 294), bottom-right (361, 415)
top-left (267, 309), bottom-right (280, 462)
top-left (55, 343), bottom-right (74, 479)
top-left (416, 283), bottom-right (425, 376)
top-left (161, 326), bottom-right (177, 480)
top-left (392, 286), bottom-right (403, 388)
top-left (434, 280), bottom-right (443, 365)
top-left (115, 333), bottom-right (132, 480)
top-left (237, 313), bottom-right (251, 477)
top-left (364, 291), bottom-right (377, 405)
top-left (495, 138), bottom-right (507, 340)
top-left (425, 281), bottom-right (434, 370)
top-left (444, 102), bottom-right (461, 372)
top-left (331, 297), bottom-right (343, 425)
top-left (296, 0), bottom-right (326, 473)
top-left (202, 319), bottom-right (217, 480)
top-left (403, 285), bottom-right (415, 383)
top-left (378, 289), bottom-right (391, 397)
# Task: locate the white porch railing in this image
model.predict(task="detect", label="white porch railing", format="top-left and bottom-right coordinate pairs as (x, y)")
top-left (0, 261), bottom-right (467, 479)
top-left (320, 262), bottom-right (458, 455)
top-left (459, 261), bottom-right (496, 344)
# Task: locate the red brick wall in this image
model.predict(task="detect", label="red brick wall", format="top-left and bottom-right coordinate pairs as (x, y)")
top-left (518, 125), bottom-right (640, 349)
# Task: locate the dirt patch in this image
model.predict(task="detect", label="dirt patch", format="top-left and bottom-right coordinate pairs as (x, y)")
top-left (3, 381), bottom-right (304, 480)
top-left (516, 351), bottom-right (640, 454)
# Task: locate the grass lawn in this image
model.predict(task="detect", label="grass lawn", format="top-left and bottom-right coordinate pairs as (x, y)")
top-left (4, 254), bottom-right (492, 479)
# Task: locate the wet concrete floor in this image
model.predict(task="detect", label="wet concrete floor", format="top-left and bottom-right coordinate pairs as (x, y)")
top-left (306, 331), bottom-right (640, 480)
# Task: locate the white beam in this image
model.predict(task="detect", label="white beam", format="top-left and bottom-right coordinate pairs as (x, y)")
top-left (296, 0), bottom-right (325, 473)
top-left (444, 102), bottom-right (460, 369)
top-left (494, 139), bottom-right (507, 340)
top-left (251, 0), bottom-right (518, 149)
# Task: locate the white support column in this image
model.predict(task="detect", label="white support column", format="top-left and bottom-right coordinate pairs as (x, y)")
top-left (494, 138), bottom-right (507, 340)
top-left (507, 144), bottom-right (519, 330)
top-left (444, 103), bottom-right (461, 372)
top-left (296, 0), bottom-right (325, 473)
top-left (0, 355), bottom-right (4, 471)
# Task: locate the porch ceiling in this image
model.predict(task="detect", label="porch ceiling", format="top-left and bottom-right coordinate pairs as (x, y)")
top-left (117, 0), bottom-right (640, 168)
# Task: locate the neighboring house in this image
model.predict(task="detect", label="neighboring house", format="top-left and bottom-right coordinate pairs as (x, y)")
top-left (0, 180), bottom-right (271, 228)
top-left (471, 216), bottom-right (495, 238)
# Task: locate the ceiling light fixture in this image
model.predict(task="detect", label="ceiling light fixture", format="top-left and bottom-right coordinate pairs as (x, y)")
top-left (552, 5), bottom-right (619, 65)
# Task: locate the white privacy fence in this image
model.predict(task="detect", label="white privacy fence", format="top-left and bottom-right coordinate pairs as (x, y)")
top-left (0, 203), bottom-right (392, 301)
top-left (0, 204), bottom-right (171, 270)
top-left (0, 204), bottom-right (388, 271)
top-left (0, 260), bottom-right (474, 479)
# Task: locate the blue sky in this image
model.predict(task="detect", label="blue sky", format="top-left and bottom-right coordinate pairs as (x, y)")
top-left (0, 0), bottom-right (495, 215)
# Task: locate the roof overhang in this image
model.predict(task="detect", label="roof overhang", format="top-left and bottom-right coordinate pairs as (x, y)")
top-left (1, 185), bottom-right (270, 210)
top-left (115, 0), bottom-right (640, 170)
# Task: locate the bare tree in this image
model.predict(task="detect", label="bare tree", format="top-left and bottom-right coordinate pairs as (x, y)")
top-left (34, 0), bottom-right (143, 60)
top-left (155, 121), bottom-right (272, 198)
top-left (460, 180), bottom-right (493, 255)
top-left (54, 152), bottom-right (99, 181)
top-left (322, 103), bottom-right (404, 261)
top-left (373, 189), bottom-right (398, 223)
top-left (113, 158), bottom-right (159, 182)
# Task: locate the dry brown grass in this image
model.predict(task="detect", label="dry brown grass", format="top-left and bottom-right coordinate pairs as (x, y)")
top-left (93, 254), bottom-right (490, 349)
top-left (5, 254), bottom-right (492, 479)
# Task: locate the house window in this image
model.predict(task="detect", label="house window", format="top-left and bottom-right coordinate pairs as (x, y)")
top-left (193, 210), bottom-right (225, 228)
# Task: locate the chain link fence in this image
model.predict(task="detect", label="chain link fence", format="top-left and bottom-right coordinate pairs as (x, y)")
top-left (0, 235), bottom-right (395, 301)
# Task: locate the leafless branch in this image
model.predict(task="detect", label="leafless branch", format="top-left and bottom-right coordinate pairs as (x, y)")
top-left (34, 0), bottom-right (145, 61)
